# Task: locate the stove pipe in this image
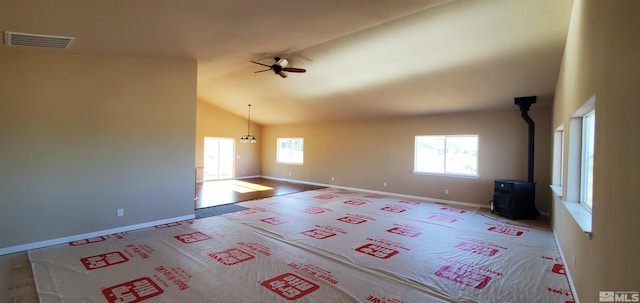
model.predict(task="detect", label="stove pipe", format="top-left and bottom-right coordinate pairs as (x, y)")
top-left (514, 96), bottom-right (536, 183)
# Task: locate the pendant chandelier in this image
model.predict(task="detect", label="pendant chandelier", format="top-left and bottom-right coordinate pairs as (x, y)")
top-left (240, 104), bottom-right (256, 143)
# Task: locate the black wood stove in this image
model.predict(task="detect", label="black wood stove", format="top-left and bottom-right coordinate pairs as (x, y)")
top-left (491, 96), bottom-right (540, 220)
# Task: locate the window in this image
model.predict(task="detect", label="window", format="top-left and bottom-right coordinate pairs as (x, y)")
top-left (581, 110), bottom-right (595, 210)
top-left (551, 125), bottom-right (565, 196)
top-left (563, 95), bottom-right (595, 233)
top-left (414, 135), bottom-right (478, 177)
top-left (203, 137), bottom-right (235, 181)
top-left (277, 138), bottom-right (304, 164)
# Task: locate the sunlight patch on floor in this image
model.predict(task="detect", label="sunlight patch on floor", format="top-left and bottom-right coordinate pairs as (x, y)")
top-left (230, 180), bottom-right (274, 193)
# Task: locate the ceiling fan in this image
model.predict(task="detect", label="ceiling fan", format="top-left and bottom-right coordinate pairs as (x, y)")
top-left (250, 57), bottom-right (306, 78)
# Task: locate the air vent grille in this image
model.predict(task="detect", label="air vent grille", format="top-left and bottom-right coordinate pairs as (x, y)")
top-left (4, 31), bottom-right (75, 49)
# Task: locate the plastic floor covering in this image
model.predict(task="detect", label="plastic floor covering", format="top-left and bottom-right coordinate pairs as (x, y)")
top-left (29, 188), bottom-right (575, 303)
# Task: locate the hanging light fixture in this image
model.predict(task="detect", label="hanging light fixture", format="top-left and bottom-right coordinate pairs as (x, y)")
top-left (240, 104), bottom-right (257, 143)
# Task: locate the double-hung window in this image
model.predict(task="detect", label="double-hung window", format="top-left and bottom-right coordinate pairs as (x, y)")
top-left (414, 135), bottom-right (479, 177)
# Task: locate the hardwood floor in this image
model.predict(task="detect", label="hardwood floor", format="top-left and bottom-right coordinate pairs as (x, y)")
top-left (194, 177), bottom-right (325, 209)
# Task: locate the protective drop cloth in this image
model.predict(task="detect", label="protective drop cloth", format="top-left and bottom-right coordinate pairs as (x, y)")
top-left (29, 188), bottom-right (574, 303)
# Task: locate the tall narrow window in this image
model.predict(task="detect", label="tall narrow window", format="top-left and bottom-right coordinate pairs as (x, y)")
top-left (551, 126), bottom-right (565, 194)
top-left (414, 135), bottom-right (478, 176)
top-left (581, 111), bottom-right (595, 210)
top-left (277, 138), bottom-right (304, 164)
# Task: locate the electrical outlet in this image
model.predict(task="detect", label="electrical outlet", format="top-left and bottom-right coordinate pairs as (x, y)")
top-left (445, 189), bottom-right (449, 195)
top-left (383, 182), bottom-right (387, 187)
top-left (288, 172), bottom-right (292, 176)
top-left (117, 208), bottom-right (124, 217)
top-left (331, 177), bottom-right (335, 181)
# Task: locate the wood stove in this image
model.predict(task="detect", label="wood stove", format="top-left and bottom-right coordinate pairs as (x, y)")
top-left (492, 179), bottom-right (537, 219)
top-left (491, 96), bottom-right (540, 220)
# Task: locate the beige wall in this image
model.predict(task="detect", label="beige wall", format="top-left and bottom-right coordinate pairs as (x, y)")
top-left (552, 0), bottom-right (640, 302)
top-left (195, 100), bottom-right (262, 179)
top-left (262, 106), bottom-right (552, 212)
top-left (0, 51), bottom-right (197, 251)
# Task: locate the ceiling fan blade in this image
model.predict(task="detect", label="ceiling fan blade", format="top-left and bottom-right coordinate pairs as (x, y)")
top-left (254, 69), bottom-right (271, 73)
top-left (250, 60), bottom-right (272, 67)
top-left (278, 71), bottom-right (288, 78)
top-left (282, 67), bottom-right (306, 73)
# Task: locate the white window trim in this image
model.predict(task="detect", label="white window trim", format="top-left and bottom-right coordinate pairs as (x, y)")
top-left (580, 110), bottom-right (595, 210)
top-left (551, 124), bottom-right (564, 197)
top-left (559, 95), bottom-right (595, 234)
top-left (561, 199), bottom-right (592, 234)
top-left (413, 135), bottom-right (479, 178)
top-left (411, 171), bottom-right (480, 179)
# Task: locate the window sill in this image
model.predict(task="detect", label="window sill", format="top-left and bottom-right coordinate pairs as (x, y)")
top-left (411, 171), bottom-right (479, 179)
top-left (561, 199), bottom-right (592, 235)
top-left (549, 185), bottom-right (563, 197)
top-left (276, 162), bottom-right (303, 166)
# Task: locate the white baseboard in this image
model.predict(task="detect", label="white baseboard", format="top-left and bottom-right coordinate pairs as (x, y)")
top-left (260, 175), bottom-right (489, 209)
top-left (553, 232), bottom-right (580, 303)
top-left (198, 176), bottom-right (261, 183)
top-left (0, 214), bottom-right (195, 256)
top-left (237, 175), bottom-right (262, 180)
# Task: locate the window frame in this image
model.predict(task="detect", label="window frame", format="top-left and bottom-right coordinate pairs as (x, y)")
top-left (580, 110), bottom-right (595, 210)
top-left (276, 137), bottom-right (304, 165)
top-left (561, 95), bottom-right (595, 234)
top-left (551, 125), bottom-right (565, 196)
top-left (413, 134), bottom-right (479, 178)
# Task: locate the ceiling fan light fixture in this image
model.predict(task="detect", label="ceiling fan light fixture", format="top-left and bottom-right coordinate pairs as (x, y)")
top-left (276, 58), bottom-right (288, 68)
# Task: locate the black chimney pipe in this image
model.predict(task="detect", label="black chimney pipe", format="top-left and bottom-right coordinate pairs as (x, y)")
top-left (514, 96), bottom-right (536, 183)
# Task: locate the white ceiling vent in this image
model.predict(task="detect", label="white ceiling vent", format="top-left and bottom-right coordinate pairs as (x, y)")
top-left (4, 31), bottom-right (75, 49)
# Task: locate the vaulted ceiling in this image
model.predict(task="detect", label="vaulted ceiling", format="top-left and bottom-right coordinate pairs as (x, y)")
top-left (1, 0), bottom-right (574, 125)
